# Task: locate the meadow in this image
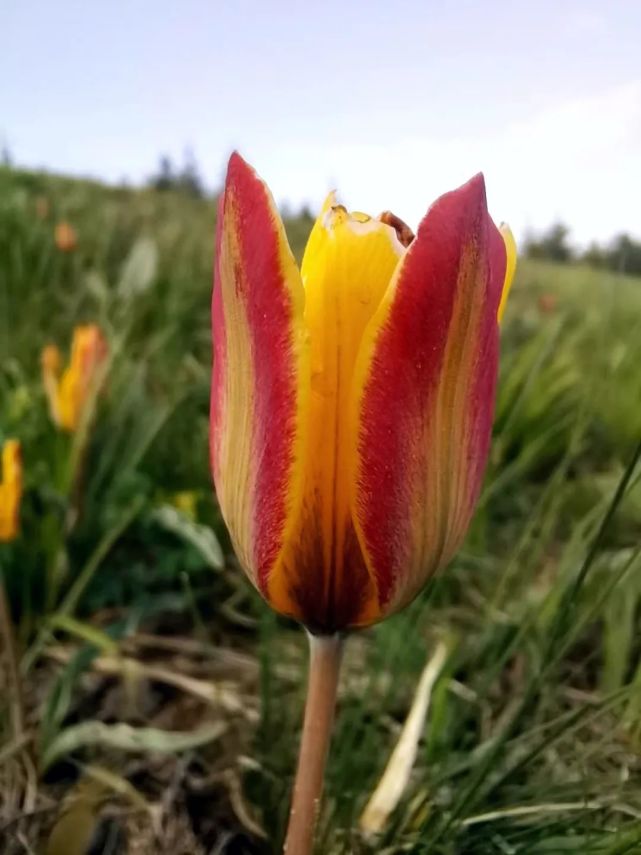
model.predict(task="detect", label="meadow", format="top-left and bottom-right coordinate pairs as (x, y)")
top-left (1, 164), bottom-right (641, 854)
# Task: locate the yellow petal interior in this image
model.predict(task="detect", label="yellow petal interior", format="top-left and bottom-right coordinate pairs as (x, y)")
top-left (292, 197), bottom-right (404, 598)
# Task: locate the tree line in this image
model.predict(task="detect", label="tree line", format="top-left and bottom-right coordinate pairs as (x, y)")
top-left (525, 223), bottom-right (641, 276)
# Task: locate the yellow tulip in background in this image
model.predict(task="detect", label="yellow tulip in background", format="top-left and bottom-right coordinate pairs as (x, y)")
top-left (42, 325), bottom-right (108, 432)
top-left (210, 153), bottom-right (516, 852)
top-left (0, 440), bottom-right (22, 543)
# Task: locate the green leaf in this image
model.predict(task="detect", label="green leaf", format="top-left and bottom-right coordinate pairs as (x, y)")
top-left (117, 236), bottom-right (158, 298)
top-left (151, 505), bottom-right (224, 570)
top-left (48, 615), bottom-right (119, 654)
top-left (42, 720), bottom-right (226, 771)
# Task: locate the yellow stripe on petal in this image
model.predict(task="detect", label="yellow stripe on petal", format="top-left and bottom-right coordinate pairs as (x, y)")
top-left (498, 224), bottom-right (517, 322)
top-left (269, 201), bottom-right (405, 628)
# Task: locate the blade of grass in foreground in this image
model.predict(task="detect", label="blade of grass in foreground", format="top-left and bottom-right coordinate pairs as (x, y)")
top-left (22, 496), bottom-right (144, 674)
top-left (423, 433), bottom-right (641, 846)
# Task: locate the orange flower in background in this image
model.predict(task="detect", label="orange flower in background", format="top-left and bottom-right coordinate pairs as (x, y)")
top-left (0, 440), bottom-right (22, 542)
top-left (42, 325), bottom-right (108, 432)
top-left (210, 154), bottom-right (517, 632)
top-left (538, 293), bottom-right (557, 315)
top-left (54, 221), bottom-right (78, 252)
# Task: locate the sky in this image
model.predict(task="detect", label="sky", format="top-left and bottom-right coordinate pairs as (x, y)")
top-left (1, 0), bottom-right (640, 246)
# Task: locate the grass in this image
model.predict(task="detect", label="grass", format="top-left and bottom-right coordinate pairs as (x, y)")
top-left (1, 164), bottom-right (641, 853)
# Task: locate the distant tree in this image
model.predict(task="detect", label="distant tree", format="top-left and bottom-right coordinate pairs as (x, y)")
top-left (581, 242), bottom-right (606, 269)
top-left (299, 204), bottom-right (315, 224)
top-left (176, 148), bottom-right (205, 198)
top-left (281, 204), bottom-right (317, 256)
top-left (148, 150), bottom-right (206, 198)
top-left (525, 222), bottom-right (574, 263)
top-left (606, 233), bottom-right (641, 276)
top-left (576, 233), bottom-right (641, 276)
top-left (149, 155), bottom-right (175, 192)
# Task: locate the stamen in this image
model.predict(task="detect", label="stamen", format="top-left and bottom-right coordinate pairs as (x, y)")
top-left (378, 211), bottom-right (415, 247)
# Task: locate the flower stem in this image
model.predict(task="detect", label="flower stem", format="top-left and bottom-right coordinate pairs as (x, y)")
top-left (0, 570), bottom-right (24, 740)
top-left (283, 631), bottom-right (343, 855)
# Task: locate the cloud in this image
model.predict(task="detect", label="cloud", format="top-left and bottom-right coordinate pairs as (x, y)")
top-left (265, 81), bottom-right (641, 245)
top-left (491, 81), bottom-right (641, 244)
top-left (565, 8), bottom-right (608, 35)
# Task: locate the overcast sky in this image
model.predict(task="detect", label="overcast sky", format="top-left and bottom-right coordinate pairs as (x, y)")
top-left (2, 0), bottom-right (640, 246)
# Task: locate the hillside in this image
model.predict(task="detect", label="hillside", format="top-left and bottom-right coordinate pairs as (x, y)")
top-left (1, 166), bottom-right (641, 853)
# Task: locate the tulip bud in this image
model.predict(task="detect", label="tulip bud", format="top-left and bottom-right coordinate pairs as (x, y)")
top-left (211, 154), bottom-right (516, 632)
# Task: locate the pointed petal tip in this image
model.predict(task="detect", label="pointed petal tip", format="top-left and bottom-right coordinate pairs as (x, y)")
top-left (414, 171), bottom-right (490, 244)
top-left (227, 149), bottom-right (245, 167)
top-left (500, 222), bottom-right (516, 245)
top-left (226, 153), bottom-right (271, 199)
top-left (460, 171), bottom-right (488, 206)
top-left (226, 150), bottom-right (253, 182)
top-left (499, 222), bottom-right (518, 259)
top-left (321, 190), bottom-right (338, 212)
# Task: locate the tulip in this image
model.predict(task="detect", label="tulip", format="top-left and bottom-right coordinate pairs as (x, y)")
top-left (210, 153), bottom-right (516, 852)
top-left (0, 440), bottom-right (22, 542)
top-left (211, 153), bottom-right (515, 631)
top-left (42, 325), bottom-right (108, 432)
top-left (54, 221), bottom-right (78, 253)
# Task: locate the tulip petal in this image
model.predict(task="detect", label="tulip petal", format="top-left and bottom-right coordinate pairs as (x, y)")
top-left (350, 174), bottom-right (507, 614)
top-left (498, 224), bottom-right (517, 322)
top-left (57, 325), bottom-right (108, 432)
top-left (269, 201), bottom-right (404, 628)
top-left (211, 153), bottom-right (309, 598)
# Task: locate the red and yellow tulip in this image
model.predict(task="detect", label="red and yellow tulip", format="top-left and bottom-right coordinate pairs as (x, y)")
top-left (42, 325), bottom-right (108, 432)
top-left (210, 153), bottom-right (516, 632)
top-left (0, 440), bottom-right (22, 542)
